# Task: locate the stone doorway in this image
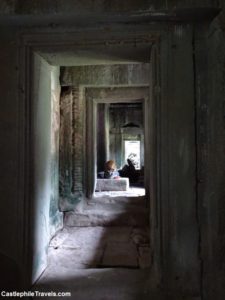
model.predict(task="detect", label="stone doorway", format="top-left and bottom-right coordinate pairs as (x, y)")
top-left (58, 69), bottom-right (151, 207)
top-left (95, 101), bottom-right (145, 197)
top-left (20, 31), bottom-right (161, 297)
top-left (32, 62), bottom-right (153, 297)
top-left (52, 69), bottom-right (152, 272)
top-left (85, 86), bottom-right (150, 200)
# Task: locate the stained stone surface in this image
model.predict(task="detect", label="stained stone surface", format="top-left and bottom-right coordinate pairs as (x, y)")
top-left (138, 246), bottom-right (152, 269)
top-left (131, 227), bottom-right (150, 245)
top-left (101, 241), bottom-right (138, 268)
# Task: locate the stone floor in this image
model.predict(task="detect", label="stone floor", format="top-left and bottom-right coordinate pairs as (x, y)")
top-left (34, 268), bottom-right (156, 300)
top-left (33, 193), bottom-right (201, 300)
top-left (48, 226), bottom-right (151, 269)
top-left (33, 193), bottom-right (153, 299)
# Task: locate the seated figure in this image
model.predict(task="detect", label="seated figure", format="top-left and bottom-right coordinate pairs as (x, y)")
top-left (120, 158), bottom-right (139, 183)
top-left (104, 160), bottom-right (120, 179)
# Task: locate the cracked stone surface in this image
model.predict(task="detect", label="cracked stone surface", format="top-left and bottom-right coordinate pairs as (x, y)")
top-left (48, 226), bottom-right (150, 269)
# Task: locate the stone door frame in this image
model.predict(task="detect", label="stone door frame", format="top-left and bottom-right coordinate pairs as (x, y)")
top-left (18, 29), bottom-right (162, 285)
top-left (85, 87), bottom-right (150, 200)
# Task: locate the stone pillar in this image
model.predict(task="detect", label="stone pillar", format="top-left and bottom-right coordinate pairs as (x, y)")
top-left (97, 103), bottom-right (108, 172)
top-left (59, 87), bottom-right (84, 211)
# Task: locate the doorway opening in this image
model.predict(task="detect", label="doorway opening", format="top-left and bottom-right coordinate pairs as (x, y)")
top-left (36, 67), bottom-right (152, 283)
top-left (95, 101), bottom-right (145, 198)
top-left (21, 31), bottom-right (160, 298)
top-left (39, 81), bottom-right (152, 290)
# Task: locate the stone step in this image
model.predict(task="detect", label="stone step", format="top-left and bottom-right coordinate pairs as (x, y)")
top-left (96, 178), bottom-right (129, 191)
top-left (94, 187), bottom-right (145, 199)
top-left (65, 199), bottom-right (149, 227)
top-left (90, 195), bottom-right (146, 206)
top-left (64, 209), bottom-right (149, 227)
top-left (86, 199), bottom-right (147, 211)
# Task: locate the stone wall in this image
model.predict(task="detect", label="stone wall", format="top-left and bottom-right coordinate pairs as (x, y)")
top-left (60, 64), bottom-right (150, 87)
top-left (97, 103), bottom-right (109, 172)
top-left (0, 28), bottom-right (22, 289)
top-left (49, 66), bottom-right (63, 237)
top-left (195, 12), bottom-right (225, 300)
top-left (0, 0), bottom-right (219, 21)
top-left (30, 55), bottom-right (63, 282)
top-left (158, 25), bottom-right (200, 296)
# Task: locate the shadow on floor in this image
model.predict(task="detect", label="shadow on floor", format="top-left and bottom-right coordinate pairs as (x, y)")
top-left (34, 268), bottom-right (160, 300)
top-left (33, 192), bottom-right (156, 300)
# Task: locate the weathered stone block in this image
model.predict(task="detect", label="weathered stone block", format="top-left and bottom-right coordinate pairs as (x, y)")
top-left (96, 178), bottom-right (129, 191)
